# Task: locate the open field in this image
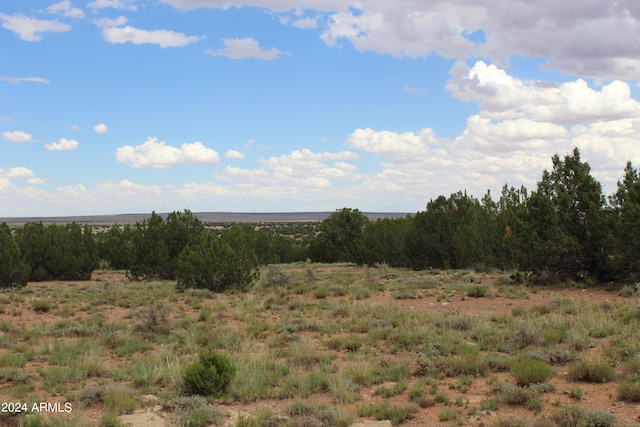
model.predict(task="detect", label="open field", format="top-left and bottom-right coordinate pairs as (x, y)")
top-left (1, 264), bottom-right (639, 426)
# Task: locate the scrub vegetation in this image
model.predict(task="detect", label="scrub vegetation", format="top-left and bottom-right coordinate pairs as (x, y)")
top-left (0, 148), bottom-right (639, 425)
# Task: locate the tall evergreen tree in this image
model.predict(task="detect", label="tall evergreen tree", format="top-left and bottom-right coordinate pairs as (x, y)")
top-left (534, 148), bottom-right (607, 281)
top-left (0, 223), bottom-right (30, 288)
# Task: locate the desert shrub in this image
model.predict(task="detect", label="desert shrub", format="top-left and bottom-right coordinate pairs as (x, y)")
top-left (31, 300), bottom-right (52, 313)
top-left (264, 265), bottom-right (288, 287)
top-left (551, 406), bottom-right (585, 427)
top-left (618, 284), bottom-right (637, 297)
top-left (492, 413), bottom-right (528, 427)
top-left (183, 351), bottom-right (236, 396)
top-left (569, 359), bottom-right (616, 383)
top-left (286, 400), bottom-right (352, 427)
top-left (499, 383), bottom-right (542, 411)
top-left (103, 384), bottom-right (136, 415)
top-left (485, 353), bottom-right (512, 372)
top-left (551, 406), bottom-right (617, 427)
top-left (358, 401), bottom-right (418, 425)
top-left (236, 408), bottom-right (280, 427)
top-left (618, 380), bottom-right (640, 402)
top-left (466, 284), bottom-right (489, 298)
top-left (136, 301), bottom-right (170, 334)
top-left (582, 410), bottom-right (617, 427)
top-left (510, 359), bottom-right (554, 386)
top-left (76, 385), bottom-right (105, 407)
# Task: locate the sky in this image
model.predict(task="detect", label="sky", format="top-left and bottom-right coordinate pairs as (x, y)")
top-left (2, 0), bottom-right (640, 216)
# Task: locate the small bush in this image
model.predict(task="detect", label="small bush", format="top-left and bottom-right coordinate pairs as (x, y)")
top-left (31, 300), bottom-right (52, 313)
top-left (492, 413), bottom-right (528, 427)
top-left (466, 285), bottom-right (489, 298)
top-left (569, 359), bottom-right (616, 383)
top-left (618, 380), bottom-right (640, 402)
top-left (103, 384), bottom-right (136, 415)
top-left (358, 401), bottom-right (418, 425)
top-left (264, 265), bottom-right (288, 287)
top-left (76, 385), bottom-right (105, 407)
top-left (183, 351), bottom-right (236, 396)
top-left (618, 284), bottom-right (637, 297)
top-left (551, 406), bottom-right (617, 427)
top-left (510, 359), bottom-right (554, 386)
top-left (583, 410), bottom-right (617, 427)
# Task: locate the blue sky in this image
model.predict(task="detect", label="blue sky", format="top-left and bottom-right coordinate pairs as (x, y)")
top-left (2, 0), bottom-right (640, 216)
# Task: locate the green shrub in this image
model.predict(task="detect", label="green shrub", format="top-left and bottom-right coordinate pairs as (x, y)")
top-left (31, 300), bottom-right (52, 313)
top-left (569, 359), bottom-right (616, 383)
top-left (618, 380), bottom-right (640, 402)
top-left (551, 406), bottom-right (617, 427)
top-left (510, 359), bottom-right (554, 386)
top-left (183, 351), bottom-right (236, 396)
top-left (583, 410), bottom-right (617, 427)
top-left (551, 406), bottom-right (584, 427)
top-left (466, 285), bottom-right (489, 298)
top-left (492, 413), bottom-right (528, 427)
top-left (358, 401), bottom-right (418, 425)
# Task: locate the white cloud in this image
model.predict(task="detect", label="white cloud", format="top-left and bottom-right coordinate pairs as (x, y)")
top-left (44, 138), bottom-right (79, 151)
top-left (94, 16), bottom-right (128, 28)
top-left (161, 0), bottom-right (640, 80)
top-left (0, 14), bottom-right (71, 42)
top-left (206, 38), bottom-right (288, 60)
top-left (87, 0), bottom-right (137, 10)
top-left (102, 26), bottom-right (203, 48)
top-left (115, 137), bottom-right (220, 168)
top-left (4, 167), bottom-right (35, 178)
top-left (2, 130), bottom-right (33, 143)
top-left (224, 149), bottom-right (245, 160)
top-left (1, 76), bottom-right (50, 84)
top-left (93, 123), bottom-right (109, 133)
top-left (159, 0), bottom-right (345, 12)
top-left (96, 179), bottom-right (162, 197)
top-left (47, 1), bottom-right (86, 19)
top-left (2, 117), bottom-right (12, 123)
top-left (27, 178), bottom-right (47, 185)
top-left (292, 17), bottom-right (318, 29)
top-left (0, 177), bottom-right (14, 193)
top-left (448, 61), bottom-right (640, 124)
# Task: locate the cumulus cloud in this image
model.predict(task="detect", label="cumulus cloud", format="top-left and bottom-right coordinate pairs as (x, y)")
top-left (115, 137), bottom-right (220, 168)
top-left (224, 149), bottom-right (245, 160)
top-left (44, 138), bottom-right (79, 151)
top-left (0, 13), bottom-right (71, 41)
top-left (448, 61), bottom-right (640, 124)
top-left (342, 61), bottom-right (640, 206)
top-left (3, 130), bottom-right (33, 143)
top-left (206, 38), bottom-right (289, 60)
top-left (4, 167), bottom-right (35, 178)
top-left (102, 26), bottom-right (204, 48)
top-left (47, 1), bottom-right (85, 19)
top-left (1, 76), bottom-right (50, 84)
top-left (93, 123), bottom-right (108, 133)
top-left (160, 0), bottom-right (640, 80)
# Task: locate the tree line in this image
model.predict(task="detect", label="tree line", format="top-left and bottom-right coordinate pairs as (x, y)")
top-left (311, 148), bottom-right (640, 285)
top-left (1, 148), bottom-right (639, 289)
